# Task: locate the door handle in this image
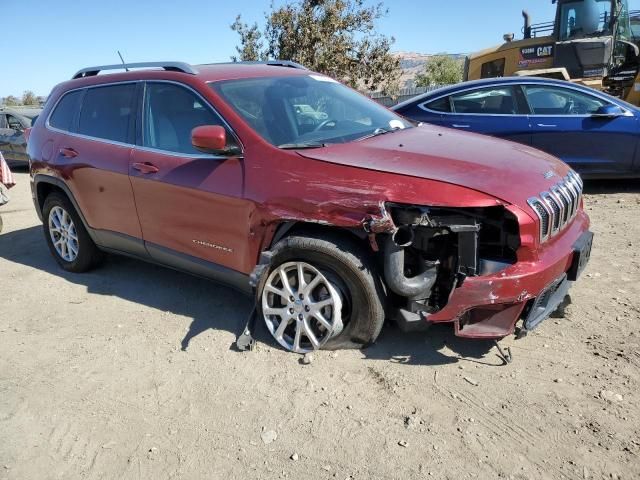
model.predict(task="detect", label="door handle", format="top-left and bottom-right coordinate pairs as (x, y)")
top-left (132, 162), bottom-right (160, 174)
top-left (452, 124), bottom-right (471, 128)
top-left (59, 147), bottom-right (78, 158)
top-left (537, 123), bottom-right (557, 128)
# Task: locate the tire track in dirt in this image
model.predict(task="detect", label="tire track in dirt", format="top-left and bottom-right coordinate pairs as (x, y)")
top-left (436, 383), bottom-right (582, 480)
top-left (47, 419), bottom-right (103, 478)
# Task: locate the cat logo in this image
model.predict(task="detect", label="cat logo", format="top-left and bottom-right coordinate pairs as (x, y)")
top-left (537, 45), bottom-right (553, 57)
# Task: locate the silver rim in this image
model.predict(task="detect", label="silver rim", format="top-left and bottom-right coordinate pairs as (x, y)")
top-left (262, 261), bottom-right (343, 353)
top-left (48, 206), bottom-right (79, 262)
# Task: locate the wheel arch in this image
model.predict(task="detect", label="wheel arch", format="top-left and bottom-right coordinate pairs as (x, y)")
top-left (268, 221), bottom-right (370, 251)
top-left (33, 175), bottom-right (97, 243)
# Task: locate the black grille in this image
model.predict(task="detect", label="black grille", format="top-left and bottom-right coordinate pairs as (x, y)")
top-left (544, 195), bottom-right (561, 230)
top-left (531, 200), bottom-right (549, 237)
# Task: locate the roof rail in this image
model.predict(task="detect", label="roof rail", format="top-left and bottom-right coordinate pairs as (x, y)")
top-left (202, 60), bottom-right (307, 70)
top-left (262, 60), bottom-right (307, 69)
top-left (72, 61), bottom-right (197, 79)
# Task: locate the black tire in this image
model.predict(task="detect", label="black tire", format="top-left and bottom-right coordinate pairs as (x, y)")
top-left (42, 192), bottom-right (103, 272)
top-left (258, 232), bottom-right (385, 351)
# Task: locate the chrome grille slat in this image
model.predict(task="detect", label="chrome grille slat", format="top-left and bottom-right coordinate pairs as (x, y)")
top-left (528, 171), bottom-right (584, 243)
top-left (564, 181), bottom-right (579, 216)
top-left (543, 192), bottom-right (561, 232)
top-left (567, 183), bottom-right (578, 215)
top-left (550, 188), bottom-right (568, 227)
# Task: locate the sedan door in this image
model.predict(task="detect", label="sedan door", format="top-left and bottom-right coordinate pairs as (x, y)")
top-left (129, 81), bottom-right (250, 277)
top-left (523, 84), bottom-right (639, 176)
top-left (0, 114), bottom-right (12, 160)
top-left (417, 85), bottom-right (532, 145)
top-left (0, 113), bottom-right (28, 163)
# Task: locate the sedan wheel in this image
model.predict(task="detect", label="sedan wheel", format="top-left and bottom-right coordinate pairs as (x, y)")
top-left (261, 261), bottom-right (343, 353)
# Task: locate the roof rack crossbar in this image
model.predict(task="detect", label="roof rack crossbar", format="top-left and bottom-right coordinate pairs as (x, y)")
top-left (72, 62), bottom-right (197, 79)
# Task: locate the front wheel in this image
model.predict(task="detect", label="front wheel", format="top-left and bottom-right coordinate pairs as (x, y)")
top-left (258, 234), bottom-right (385, 353)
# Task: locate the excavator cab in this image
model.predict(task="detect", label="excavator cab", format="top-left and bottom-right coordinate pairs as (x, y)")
top-left (466, 0), bottom-right (640, 104)
top-left (551, 0), bottom-right (634, 81)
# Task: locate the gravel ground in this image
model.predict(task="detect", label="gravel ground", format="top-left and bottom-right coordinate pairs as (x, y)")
top-left (1, 170), bottom-right (639, 480)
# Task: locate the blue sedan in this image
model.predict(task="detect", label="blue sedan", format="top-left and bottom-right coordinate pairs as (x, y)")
top-left (392, 77), bottom-right (640, 179)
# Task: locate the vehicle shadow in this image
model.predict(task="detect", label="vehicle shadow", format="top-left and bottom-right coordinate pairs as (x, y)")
top-left (362, 322), bottom-right (503, 367)
top-left (0, 225), bottom-right (504, 366)
top-left (583, 178), bottom-right (640, 194)
top-left (0, 225), bottom-right (258, 351)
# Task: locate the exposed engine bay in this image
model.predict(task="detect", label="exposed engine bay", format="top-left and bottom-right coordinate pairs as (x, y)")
top-left (379, 204), bottom-right (521, 330)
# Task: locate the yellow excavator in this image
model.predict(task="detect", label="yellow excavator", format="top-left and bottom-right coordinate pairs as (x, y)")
top-left (465, 0), bottom-right (640, 105)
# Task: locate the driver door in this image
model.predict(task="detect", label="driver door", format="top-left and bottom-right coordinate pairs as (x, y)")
top-left (524, 84), bottom-right (639, 176)
top-left (129, 81), bottom-right (250, 274)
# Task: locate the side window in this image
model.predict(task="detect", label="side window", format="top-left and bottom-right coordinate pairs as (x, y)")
top-left (78, 84), bottom-right (136, 143)
top-left (481, 58), bottom-right (505, 79)
top-left (49, 90), bottom-right (83, 132)
top-left (423, 96), bottom-right (451, 113)
top-left (450, 86), bottom-right (517, 115)
top-left (143, 82), bottom-right (233, 154)
top-left (0, 114), bottom-right (7, 129)
top-left (523, 85), bottom-right (608, 115)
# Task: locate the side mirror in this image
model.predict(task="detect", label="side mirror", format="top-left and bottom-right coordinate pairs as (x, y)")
top-left (192, 125), bottom-right (238, 155)
top-left (592, 105), bottom-right (624, 118)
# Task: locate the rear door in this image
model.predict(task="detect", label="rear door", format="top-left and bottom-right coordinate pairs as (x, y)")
top-left (129, 81), bottom-right (249, 274)
top-left (420, 85), bottom-right (532, 145)
top-left (523, 84), bottom-right (639, 176)
top-left (49, 83), bottom-right (143, 246)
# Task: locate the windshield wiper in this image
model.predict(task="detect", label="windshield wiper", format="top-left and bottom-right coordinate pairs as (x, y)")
top-left (278, 142), bottom-right (328, 150)
top-left (356, 127), bottom-right (401, 142)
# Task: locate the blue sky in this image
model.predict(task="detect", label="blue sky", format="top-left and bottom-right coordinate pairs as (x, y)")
top-left (1, 0), bottom-right (636, 97)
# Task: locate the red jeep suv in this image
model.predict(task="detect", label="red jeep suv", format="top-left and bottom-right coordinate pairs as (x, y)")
top-left (28, 61), bottom-right (593, 354)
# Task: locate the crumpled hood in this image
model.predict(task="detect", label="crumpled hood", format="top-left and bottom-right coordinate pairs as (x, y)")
top-left (298, 124), bottom-right (571, 208)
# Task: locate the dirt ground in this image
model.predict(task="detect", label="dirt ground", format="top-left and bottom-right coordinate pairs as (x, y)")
top-left (1, 169), bottom-right (639, 480)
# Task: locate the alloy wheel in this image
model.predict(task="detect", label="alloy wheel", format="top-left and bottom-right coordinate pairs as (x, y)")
top-left (262, 261), bottom-right (343, 353)
top-left (48, 206), bottom-right (79, 262)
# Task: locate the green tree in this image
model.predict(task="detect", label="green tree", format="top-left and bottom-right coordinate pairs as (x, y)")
top-left (3, 95), bottom-right (20, 106)
top-left (231, 0), bottom-right (400, 93)
top-left (415, 55), bottom-right (464, 87)
top-left (22, 90), bottom-right (38, 105)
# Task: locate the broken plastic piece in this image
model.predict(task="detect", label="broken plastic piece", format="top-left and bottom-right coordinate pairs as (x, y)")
top-left (494, 339), bottom-right (513, 364)
top-left (236, 305), bottom-right (258, 351)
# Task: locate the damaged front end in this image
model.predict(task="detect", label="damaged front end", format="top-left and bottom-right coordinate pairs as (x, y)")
top-left (375, 203), bottom-right (521, 332)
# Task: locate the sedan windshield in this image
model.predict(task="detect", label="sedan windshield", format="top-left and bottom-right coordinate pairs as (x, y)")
top-left (212, 75), bottom-right (411, 148)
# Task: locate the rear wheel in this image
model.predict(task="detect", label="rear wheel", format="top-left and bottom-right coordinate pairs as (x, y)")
top-left (259, 234), bottom-right (385, 353)
top-left (42, 192), bottom-right (103, 272)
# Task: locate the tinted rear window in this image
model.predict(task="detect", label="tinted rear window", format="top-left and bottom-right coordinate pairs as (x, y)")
top-left (78, 84), bottom-right (136, 143)
top-left (424, 96), bottom-right (451, 113)
top-left (49, 90), bottom-right (82, 131)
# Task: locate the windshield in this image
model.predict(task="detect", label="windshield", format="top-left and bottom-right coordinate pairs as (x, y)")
top-left (559, 0), bottom-right (614, 40)
top-left (632, 14), bottom-right (640, 40)
top-left (615, 0), bottom-right (633, 41)
top-left (212, 75), bottom-right (411, 148)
